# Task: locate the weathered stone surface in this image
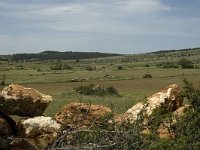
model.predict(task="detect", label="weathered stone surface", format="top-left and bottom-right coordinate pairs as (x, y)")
top-left (0, 84), bottom-right (52, 116)
top-left (115, 102), bottom-right (144, 124)
top-left (18, 116), bottom-right (61, 150)
top-left (10, 138), bottom-right (38, 150)
top-left (55, 103), bottom-right (111, 129)
top-left (158, 105), bottom-right (191, 139)
top-left (116, 84), bottom-right (183, 124)
top-left (145, 84), bottom-right (182, 116)
top-left (157, 125), bottom-right (174, 139)
top-left (173, 105), bottom-right (190, 117)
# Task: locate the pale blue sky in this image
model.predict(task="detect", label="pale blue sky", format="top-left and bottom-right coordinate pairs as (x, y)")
top-left (0, 0), bottom-right (200, 54)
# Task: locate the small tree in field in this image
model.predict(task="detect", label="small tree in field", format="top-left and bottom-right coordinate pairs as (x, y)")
top-left (178, 58), bottom-right (194, 69)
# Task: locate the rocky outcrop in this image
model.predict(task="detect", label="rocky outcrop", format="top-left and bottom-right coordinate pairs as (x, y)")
top-left (115, 102), bottom-right (144, 124)
top-left (0, 84), bottom-right (60, 149)
top-left (116, 84), bottom-right (183, 124)
top-left (18, 116), bottom-right (61, 150)
top-left (55, 103), bottom-right (111, 129)
top-left (172, 105), bottom-right (190, 118)
top-left (145, 84), bottom-right (182, 116)
top-left (157, 105), bottom-right (191, 139)
top-left (0, 84), bottom-right (52, 117)
top-left (157, 124), bottom-right (174, 139)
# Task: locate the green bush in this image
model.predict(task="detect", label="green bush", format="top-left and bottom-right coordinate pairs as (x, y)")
top-left (74, 84), bottom-right (120, 97)
top-left (51, 112), bottom-right (146, 150)
top-left (62, 63), bottom-right (73, 70)
top-left (178, 58), bottom-right (194, 69)
top-left (50, 62), bottom-right (63, 70)
top-left (117, 65), bottom-right (124, 70)
top-left (85, 66), bottom-right (95, 71)
top-left (143, 74), bottom-right (152, 78)
top-left (50, 62), bottom-right (73, 70)
top-left (156, 62), bottom-right (179, 68)
top-left (148, 80), bottom-right (200, 149)
top-left (0, 74), bottom-right (6, 86)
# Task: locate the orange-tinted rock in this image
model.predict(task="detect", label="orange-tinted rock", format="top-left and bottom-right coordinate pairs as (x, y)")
top-left (115, 102), bottom-right (144, 124)
top-left (55, 103), bottom-right (111, 129)
top-left (116, 84), bottom-right (183, 124)
top-left (157, 127), bottom-right (174, 139)
top-left (146, 84), bottom-right (183, 116)
top-left (0, 84), bottom-right (52, 117)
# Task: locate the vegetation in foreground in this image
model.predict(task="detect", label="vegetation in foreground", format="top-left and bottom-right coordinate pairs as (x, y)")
top-left (51, 80), bottom-right (200, 150)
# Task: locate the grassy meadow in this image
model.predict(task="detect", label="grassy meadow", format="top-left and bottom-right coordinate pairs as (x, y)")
top-left (1, 49), bottom-right (200, 117)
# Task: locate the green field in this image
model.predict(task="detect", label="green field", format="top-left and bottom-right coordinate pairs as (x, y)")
top-left (1, 49), bottom-right (200, 117)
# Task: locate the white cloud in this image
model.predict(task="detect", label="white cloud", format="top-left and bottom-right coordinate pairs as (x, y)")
top-left (114, 0), bottom-right (170, 12)
top-left (34, 4), bottom-right (87, 15)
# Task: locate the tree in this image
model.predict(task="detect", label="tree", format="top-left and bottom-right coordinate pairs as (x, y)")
top-left (178, 58), bottom-right (194, 69)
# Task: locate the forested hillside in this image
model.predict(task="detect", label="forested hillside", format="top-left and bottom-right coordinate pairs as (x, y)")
top-left (10, 51), bottom-right (122, 61)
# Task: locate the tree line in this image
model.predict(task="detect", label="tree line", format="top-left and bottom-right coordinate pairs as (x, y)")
top-left (10, 51), bottom-right (122, 61)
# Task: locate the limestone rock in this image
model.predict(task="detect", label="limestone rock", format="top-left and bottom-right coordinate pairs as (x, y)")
top-left (145, 84), bottom-right (182, 116)
top-left (116, 84), bottom-right (183, 124)
top-left (0, 84), bottom-right (52, 116)
top-left (173, 105), bottom-right (190, 117)
top-left (55, 103), bottom-right (111, 129)
top-left (172, 105), bottom-right (190, 125)
top-left (158, 105), bottom-right (191, 139)
top-left (157, 125), bottom-right (174, 139)
top-left (18, 116), bottom-right (61, 150)
top-left (115, 102), bottom-right (144, 124)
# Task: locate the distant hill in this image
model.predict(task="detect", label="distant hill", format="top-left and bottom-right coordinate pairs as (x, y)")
top-left (8, 51), bottom-right (122, 61)
top-left (149, 47), bottom-right (200, 54)
top-left (1, 47), bottom-right (200, 62)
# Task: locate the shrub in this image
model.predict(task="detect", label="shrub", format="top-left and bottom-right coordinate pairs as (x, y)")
top-left (51, 112), bottom-right (146, 150)
top-left (85, 66), bottom-right (95, 71)
top-left (36, 68), bottom-right (42, 72)
top-left (50, 62), bottom-right (73, 70)
top-left (163, 62), bottom-right (179, 68)
top-left (0, 74), bottom-right (6, 86)
top-left (50, 62), bottom-right (63, 70)
top-left (62, 64), bottom-right (73, 70)
top-left (16, 65), bottom-right (24, 70)
top-left (178, 58), bottom-right (194, 69)
top-left (74, 84), bottom-right (120, 97)
top-left (148, 80), bottom-right (200, 149)
top-left (143, 74), bottom-right (152, 78)
top-left (181, 79), bottom-right (200, 109)
top-left (117, 65), bottom-right (123, 70)
top-left (156, 62), bottom-right (179, 68)
top-left (144, 64), bottom-right (150, 67)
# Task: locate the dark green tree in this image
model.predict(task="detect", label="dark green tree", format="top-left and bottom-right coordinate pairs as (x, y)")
top-left (178, 58), bottom-right (194, 69)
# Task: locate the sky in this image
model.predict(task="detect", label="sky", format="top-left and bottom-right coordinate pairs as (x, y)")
top-left (0, 0), bottom-right (200, 54)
